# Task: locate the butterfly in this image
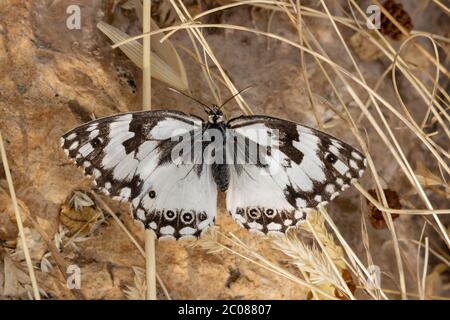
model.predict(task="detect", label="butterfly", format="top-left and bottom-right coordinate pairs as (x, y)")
top-left (60, 97), bottom-right (366, 240)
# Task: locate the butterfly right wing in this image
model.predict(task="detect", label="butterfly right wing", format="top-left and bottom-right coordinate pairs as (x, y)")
top-left (60, 110), bottom-right (217, 240)
top-left (225, 115), bottom-right (366, 235)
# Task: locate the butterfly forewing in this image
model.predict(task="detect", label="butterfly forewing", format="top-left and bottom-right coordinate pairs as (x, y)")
top-left (226, 115), bottom-right (366, 235)
top-left (60, 110), bottom-right (217, 240)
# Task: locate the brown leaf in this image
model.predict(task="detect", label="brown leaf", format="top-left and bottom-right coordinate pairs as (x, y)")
top-left (367, 189), bottom-right (401, 230)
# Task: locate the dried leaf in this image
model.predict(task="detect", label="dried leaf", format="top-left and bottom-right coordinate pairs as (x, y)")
top-left (415, 162), bottom-right (445, 187)
top-left (380, 0), bottom-right (413, 41)
top-left (59, 190), bottom-right (104, 237)
top-left (123, 266), bottom-right (146, 300)
top-left (97, 20), bottom-right (189, 91)
top-left (334, 269), bottom-right (356, 300)
top-left (59, 204), bottom-right (102, 236)
top-left (350, 30), bottom-right (384, 61)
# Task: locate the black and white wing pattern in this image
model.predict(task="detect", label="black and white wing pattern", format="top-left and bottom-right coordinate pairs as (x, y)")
top-left (226, 115), bottom-right (366, 236)
top-left (60, 110), bottom-right (217, 240)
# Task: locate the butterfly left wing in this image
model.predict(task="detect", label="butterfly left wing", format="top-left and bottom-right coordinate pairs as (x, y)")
top-left (60, 110), bottom-right (217, 240)
top-left (225, 115), bottom-right (367, 235)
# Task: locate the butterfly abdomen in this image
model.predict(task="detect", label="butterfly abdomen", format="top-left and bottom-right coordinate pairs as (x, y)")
top-left (212, 163), bottom-right (229, 192)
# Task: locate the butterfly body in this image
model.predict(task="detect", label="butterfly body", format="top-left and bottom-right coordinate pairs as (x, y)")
top-left (203, 107), bottom-right (230, 192)
top-left (60, 107), bottom-right (366, 240)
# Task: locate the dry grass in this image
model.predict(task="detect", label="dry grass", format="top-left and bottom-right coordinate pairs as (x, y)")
top-left (1, 0), bottom-right (448, 300)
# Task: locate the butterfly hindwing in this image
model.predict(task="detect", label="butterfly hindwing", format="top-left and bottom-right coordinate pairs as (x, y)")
top-left (132, 161), bottom-right (217, 240)
top-left (60, 110), bottom-right (217, 239)
top-left (226, 115), bottom-right (367, 235)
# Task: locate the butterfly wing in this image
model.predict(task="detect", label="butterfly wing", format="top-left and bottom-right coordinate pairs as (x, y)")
top-left (60, 110), bottom-right (217, 240)
top-left (226, 115), bottom-right (366, 235)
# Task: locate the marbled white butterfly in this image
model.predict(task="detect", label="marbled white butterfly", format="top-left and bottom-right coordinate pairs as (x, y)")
top-left (60, 102), bottom-right (366, 240)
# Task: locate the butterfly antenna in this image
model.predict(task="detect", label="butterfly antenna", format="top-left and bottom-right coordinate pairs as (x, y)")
top-left (219, 86), bottom-right (253, 110)
top-left (168, 87), bottom-right (212, 113)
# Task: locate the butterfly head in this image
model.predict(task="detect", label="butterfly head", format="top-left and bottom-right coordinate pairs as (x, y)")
top-left (207, 105), bottom-right (224, 124)
top-left (169, 87), bottom-right (252, 125)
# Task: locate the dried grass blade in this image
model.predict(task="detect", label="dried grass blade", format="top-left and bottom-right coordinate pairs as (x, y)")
top-left (97, 21), bottom-right (188, 91)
